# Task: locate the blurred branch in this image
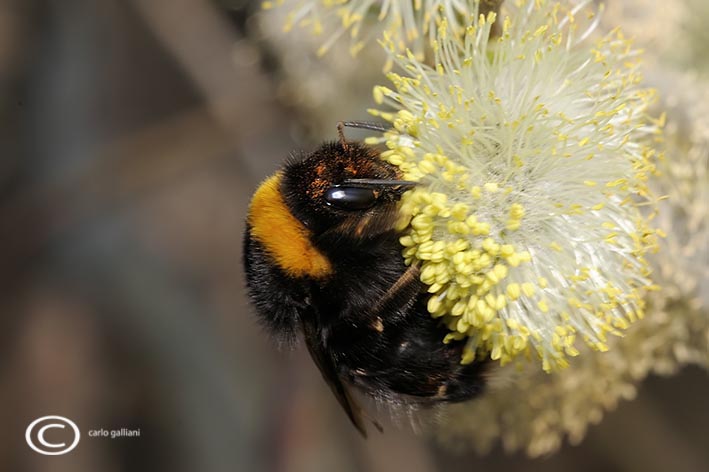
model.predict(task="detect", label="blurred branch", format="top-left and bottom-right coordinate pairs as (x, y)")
top-left (0, 106), bottom-right (241, 289)
top-left (131, 0), bottom-right (271, 142)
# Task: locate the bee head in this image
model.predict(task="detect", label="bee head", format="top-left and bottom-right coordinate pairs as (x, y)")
top-left (281, 141), bottom-right (413, 240)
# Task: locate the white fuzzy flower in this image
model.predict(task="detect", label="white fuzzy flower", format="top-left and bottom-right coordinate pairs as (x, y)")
top-left (262, 0), bottom-right (495, 59)
top-left (369, 0), bottom-right (662, 371)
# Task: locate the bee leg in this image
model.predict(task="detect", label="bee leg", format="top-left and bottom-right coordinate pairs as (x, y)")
top-left (366, 265), bottom-right (421, 322)
top-left (361, 265), bottom-right (487, 401)
top-left (362, 296), bottom-right (489, 403)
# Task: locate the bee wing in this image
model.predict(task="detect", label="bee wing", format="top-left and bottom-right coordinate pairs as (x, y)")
top-left (300, 314), bottom-right (382, 438)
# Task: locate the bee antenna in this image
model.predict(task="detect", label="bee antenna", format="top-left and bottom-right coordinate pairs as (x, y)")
top-left (337, 121), bottom-right (389, 152)
top-left (336, 121), bottom-right (350, 152)
top-left (339, 121), bottom-right (388, 133)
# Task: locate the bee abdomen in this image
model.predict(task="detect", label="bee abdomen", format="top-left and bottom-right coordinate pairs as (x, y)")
top-left (332, 298), bottom-right (489, 403)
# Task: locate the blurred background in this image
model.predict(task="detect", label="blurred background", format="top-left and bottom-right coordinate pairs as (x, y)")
top-left (1, 0), bottom-right (707, 471)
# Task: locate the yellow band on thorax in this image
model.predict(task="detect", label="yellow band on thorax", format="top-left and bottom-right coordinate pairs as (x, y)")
top-left (248, 173), bottom-right (332, 278)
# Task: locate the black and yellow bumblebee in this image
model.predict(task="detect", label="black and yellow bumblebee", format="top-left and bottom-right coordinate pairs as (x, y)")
top-left (243, 122), bottom-right (489, 436)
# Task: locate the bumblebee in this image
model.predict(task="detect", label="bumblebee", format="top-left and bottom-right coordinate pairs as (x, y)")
top-left (243, 122), bottom-right (489, 436)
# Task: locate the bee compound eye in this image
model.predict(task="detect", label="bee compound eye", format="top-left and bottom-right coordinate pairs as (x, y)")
top-left (324, 186), bottom-right (378, 211)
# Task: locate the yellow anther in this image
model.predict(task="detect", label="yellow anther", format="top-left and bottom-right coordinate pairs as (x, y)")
top-left (483, 182), bottom-right (499, 193)
top-left (506, 283), bottom-right (521, 300)
top-left (427, 295), bottom-right (442, 313)
top-left (509, 203), bottom-right (525, 219)
top-left (538, 299), bottom-right (549, 313)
